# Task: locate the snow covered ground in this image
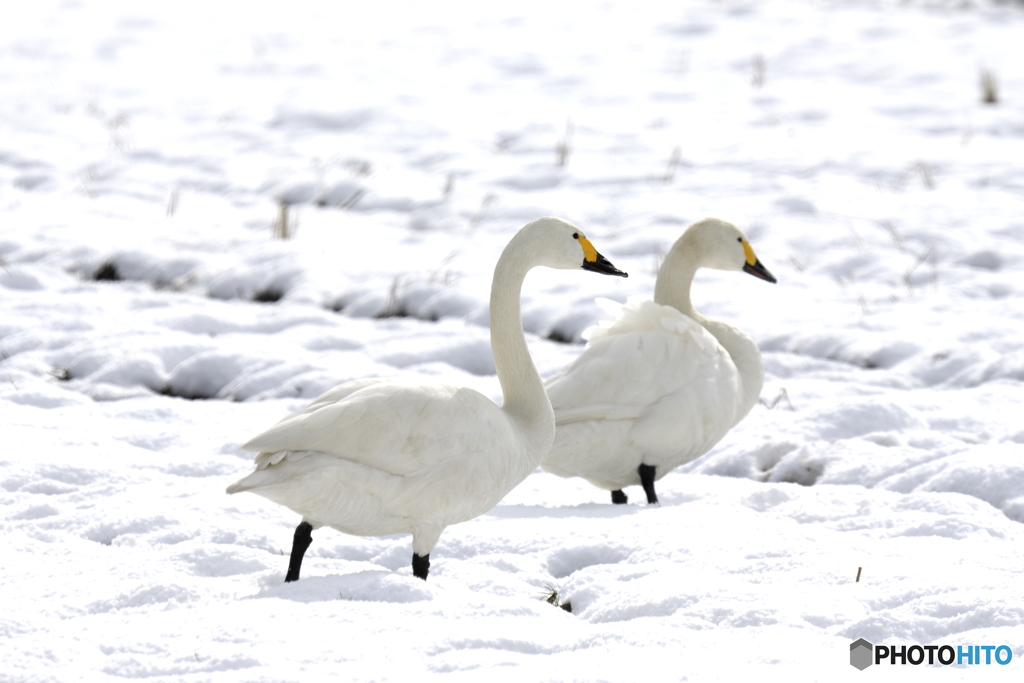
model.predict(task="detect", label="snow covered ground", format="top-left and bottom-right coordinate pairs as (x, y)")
top-left (2, 0), bottom-right (1024, 680)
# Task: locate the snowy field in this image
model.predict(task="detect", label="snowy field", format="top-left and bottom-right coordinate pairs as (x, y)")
top-left (3, 0), bottom-right (1024, 680)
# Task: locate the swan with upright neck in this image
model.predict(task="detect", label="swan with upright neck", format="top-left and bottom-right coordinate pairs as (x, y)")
top-left (227, 217), bottom-right (626, 581)
top-left (541, 218), bottom-right (775, 504)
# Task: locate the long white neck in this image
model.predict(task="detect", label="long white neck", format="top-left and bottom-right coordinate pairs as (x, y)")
top-left (489, 239), bottom-right (556, 449)
top-left (653, 243), bottom-right (699, 318)
top-left (653, 239), bottom-right (764, 420)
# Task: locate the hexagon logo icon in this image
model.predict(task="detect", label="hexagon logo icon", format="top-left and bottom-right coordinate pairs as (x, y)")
top-left (850, 638), bottom-right (874, 670)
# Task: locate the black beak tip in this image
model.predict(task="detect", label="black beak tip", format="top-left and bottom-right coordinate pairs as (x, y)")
top-left (743, 260), bottom-right (777, 284)
top-left (583, 253), bottom-right (628, 277)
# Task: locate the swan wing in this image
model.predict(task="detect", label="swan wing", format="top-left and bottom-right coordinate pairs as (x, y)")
top-left (241, 379), bottom-right (513, 477)
top-left (546, 299), bottom-right (734, 425)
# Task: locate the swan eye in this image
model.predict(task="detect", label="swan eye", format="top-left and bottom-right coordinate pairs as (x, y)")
top-left (737, 237), bottom-right (743, 243)
top-left (573, 233), bottom-right (579, 240)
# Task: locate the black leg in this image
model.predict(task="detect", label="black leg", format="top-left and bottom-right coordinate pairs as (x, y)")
top-left (412, 553), bottom-right (430, 580)
top-left (638, 464), bottom-right (658, 504)
top-left (611, 489), bottom-right (628, 504)
top-left (284, 521), bottom-right (313, 583)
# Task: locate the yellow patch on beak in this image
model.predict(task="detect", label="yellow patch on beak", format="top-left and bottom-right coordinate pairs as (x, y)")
top-left (578, 236), bottom-right (598, 263)
top-left (742, 240), bottom-right (757, 266)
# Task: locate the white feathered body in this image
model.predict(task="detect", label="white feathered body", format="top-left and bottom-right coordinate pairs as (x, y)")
top-left (227, 377), bottom-right (546, 553)
top-left (225, 217), bottom-right (626, 566)
top-left (542, 297), bottom-right (763, 490)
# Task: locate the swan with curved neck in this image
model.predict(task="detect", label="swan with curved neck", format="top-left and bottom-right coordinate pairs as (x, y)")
top-left (227, 217), bottom-right (626, 581)
top-left (542, 218), bottom-right (775, 504)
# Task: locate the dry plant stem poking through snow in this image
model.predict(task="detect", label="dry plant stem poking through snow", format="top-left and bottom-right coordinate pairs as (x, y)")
top-left (556, 120), bottom-right (573, 168)
top-left (272, 201), bottom-right (294, 240)
top-left (980, 68), bottom-right (998, 105)
top-left (542, 218), bottom-right (776, 505)
top-left (226, 218), bottom-right (626, 582)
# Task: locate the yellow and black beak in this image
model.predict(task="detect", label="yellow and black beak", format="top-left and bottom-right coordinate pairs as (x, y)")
top-left (578, 236), bottom-right (628, 277)
top-left (741, 241), bottom-right (777, 284)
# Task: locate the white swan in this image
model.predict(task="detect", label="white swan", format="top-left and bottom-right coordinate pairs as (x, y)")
top-left (541, 218), bottom-right (775, 504)
top-left (226, 217), bottom-right (626, 581)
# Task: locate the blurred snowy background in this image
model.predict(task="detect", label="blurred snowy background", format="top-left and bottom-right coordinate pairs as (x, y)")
top-left (2, 0), bottom-right (1023, 680)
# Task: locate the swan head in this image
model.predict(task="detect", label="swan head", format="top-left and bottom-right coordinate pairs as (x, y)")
top-left (515, 217), bottom-right (628, 277)
top-left (685, 218), bottom-right (776, 283)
